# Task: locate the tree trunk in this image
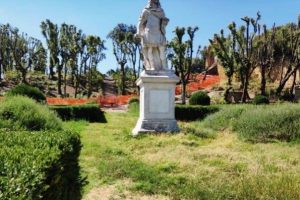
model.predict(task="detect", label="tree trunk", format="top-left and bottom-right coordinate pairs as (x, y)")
top-left (0, 62), bottom-right (2, 81)
top-left (120, 63), bottom-right (126, 95)
top-left (241, 74), bottom-right (249, 103)
top-left (290, 71), bottom-right (297, 95)
top-left (181, 80), bottom-right (186, 105)
top-left (63, 64), bottom-right (67, 97)
top-left (49, 56), bottom-right (55, 80)
top-left (57, 66), bottom-right (62, 96)
top-left (21, 70), bottom-right (27, 83)
top-left (276, 65), bottom-right (300, 96)
top-left (260, 64), bottom-right (267, 96)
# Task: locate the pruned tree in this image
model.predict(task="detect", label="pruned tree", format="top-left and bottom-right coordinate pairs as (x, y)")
top-left (10, 29), bottom-right (45, 83)
top-left (108, 24), bottom-right (132, 95)
top-left (169, 26), bottom-right (199, 104)
top-left (256, 24), bottom-right (276, 96)
top-left (41, 19), bottom-right (59, 80)
top-left (274, 20), bottom-right (300, 96)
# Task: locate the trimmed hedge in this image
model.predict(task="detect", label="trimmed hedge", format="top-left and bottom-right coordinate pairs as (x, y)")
top-left (0, 130), bottom-right (83, 200)
top-left (253, 94), bottom-right (269, 105)
top-left (50, 104), bottom-right (106, 123)
top-left (175, 105), bottom-right (219, 121)
top-left (189, 91), bottom-right (211, 106)
top-left (0, 96), bottom-right (62, 131)
top-left (6, 84), bottom-right (46, 103)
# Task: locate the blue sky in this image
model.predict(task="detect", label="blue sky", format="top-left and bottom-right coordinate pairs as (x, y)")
top-left (0, 0), bottom-right (299, 73)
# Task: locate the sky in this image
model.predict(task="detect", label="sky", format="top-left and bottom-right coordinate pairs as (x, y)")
top-left (0, 0), bottom-right (299, 73)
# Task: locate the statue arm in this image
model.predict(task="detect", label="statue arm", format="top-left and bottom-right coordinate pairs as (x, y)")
top-left (137, 10), bottom-right (148, 36)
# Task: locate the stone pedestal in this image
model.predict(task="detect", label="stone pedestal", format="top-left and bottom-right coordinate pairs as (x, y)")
top-left (133, 70), bottom-right (180, 136)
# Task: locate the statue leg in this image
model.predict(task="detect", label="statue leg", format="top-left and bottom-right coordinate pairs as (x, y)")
top-left (159, 46), bottom-right (167, 70)
top-left (142, 47), bottom-right (150, 70)
top-left (148, 47), bottom-right (155, 70)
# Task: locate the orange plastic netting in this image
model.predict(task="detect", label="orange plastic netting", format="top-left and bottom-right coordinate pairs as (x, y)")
top-left (176, 75), bottom-right (220, 95)
top-left (44, 74), bottom-right (220, 107)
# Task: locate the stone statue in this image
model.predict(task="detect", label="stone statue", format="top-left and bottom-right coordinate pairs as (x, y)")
top-left (136, 0), bottom-right (169, 71)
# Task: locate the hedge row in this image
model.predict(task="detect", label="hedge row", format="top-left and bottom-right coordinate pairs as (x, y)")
top-left (0, 130), bottom-right (82, 200)
top-left (50, 104), bottom-right (106, 122)
top-left (175, 105), bottom-right (219, 121)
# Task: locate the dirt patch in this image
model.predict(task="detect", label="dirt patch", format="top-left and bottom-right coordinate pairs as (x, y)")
top-left (84, 182), bottom-right (169, 200)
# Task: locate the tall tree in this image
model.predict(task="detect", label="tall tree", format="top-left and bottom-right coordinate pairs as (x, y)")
top-left (210, 30), bottom-right (236, 87)
top-left (85, 35), bottom-right (106, 97)
top-left (108, 24), bottom-right (130, 95)
top-left (274, 21), bottom-right (300, 96)
top-left (0, 24), bottom-right (11, 80)
top-left (10, 29), bottom-right (44, 83)
top-left (169, 26), bottom-right (199, 104)
top-left (41, 19), bottom-right (59, 80)
top-left (256, 24), bottom-right (276, 96)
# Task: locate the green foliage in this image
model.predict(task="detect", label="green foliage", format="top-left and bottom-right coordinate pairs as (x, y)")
top-left (253, 94), bottom-right (269, 105)
top-left (0, 130), bottom-right (83, 200)
top-left (128, 97), bottom-right (139, 104)
top-left (175, 105), bottom-right (218, 121)
top-left (50, 104), bottom-right (106, 122)
top-left (202, 104), bottom-right (300, 142)
top-left (0, 96), bottom-right (62, 131)
top-left (233, 104), bottom-right (300, 142)
top-left (201, 104), bottom-right (248, 131)
top-left (279, 90), bottom-right (295, 102)
top-left (189, 91), bottom-right (211, 106)
top-left (6, 83), bottom-right (46, 102)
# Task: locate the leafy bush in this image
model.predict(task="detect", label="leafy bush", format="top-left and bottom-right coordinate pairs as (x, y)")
top-left (128, 102), bottom-right (139, 116)
top-left (233, 104), bottom-right (300, 142)
top-left (253, 94), bottom-right (269, 105)
top-left (0, 130), bottom-right (83, 200)
top-left (200, 104), bottom-right (300, 142)
top-left (6, 83), bottom-right (46, 102)
top-left (0, 96), bottom-right (62, 131)
top-left (189, 91), bottom-right (210, 106)
top-left (128, 97), bottom-right (139, 104)
top-left (280, 90), bottom-right (295, 102)
top-left (175, 105), bottom-right (219, 121)
top-left (50, 104), bottom-right (106, 122)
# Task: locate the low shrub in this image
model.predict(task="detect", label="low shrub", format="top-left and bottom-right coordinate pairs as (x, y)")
top-left (189, 91), bottom-right (210, 106)
top-left (0, 130), bottom-right (83, 200)
top-left (128, 102), bottom-right (139, 116)
top-left (128, 97), bottom-right (139, 104)
top-left (175, 105), bottom-right (219, 121)
top-left (50, 104), bottom-right (106, 122)
top-left (6, 83), bottom-right (46, 103)
top-left (233, 104), bottom-right (300, 142)
top-left (200, 104), bottom-right (300, 142)
top-left (253, 94), bottom-right (269, 105)
top-left (0, 96), bottom-right (62, 131)
top-left (280, 90), bottom-right (295, 102)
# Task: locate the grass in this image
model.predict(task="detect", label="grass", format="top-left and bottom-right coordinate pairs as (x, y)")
top-left (75, 108), bottom-right (300, 200)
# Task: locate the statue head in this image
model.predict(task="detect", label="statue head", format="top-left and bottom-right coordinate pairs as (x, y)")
top-left (147, 0), bottom-right (161, 9)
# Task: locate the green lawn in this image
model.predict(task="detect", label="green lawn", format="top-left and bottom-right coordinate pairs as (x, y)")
top-left (65, 110), bottom-right (300, 200)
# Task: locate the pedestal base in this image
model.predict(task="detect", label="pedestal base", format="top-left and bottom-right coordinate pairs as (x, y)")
top-left (132, 70), bottom-right (180, 136)
top-left (133, 119), bottom-right (180, 136)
